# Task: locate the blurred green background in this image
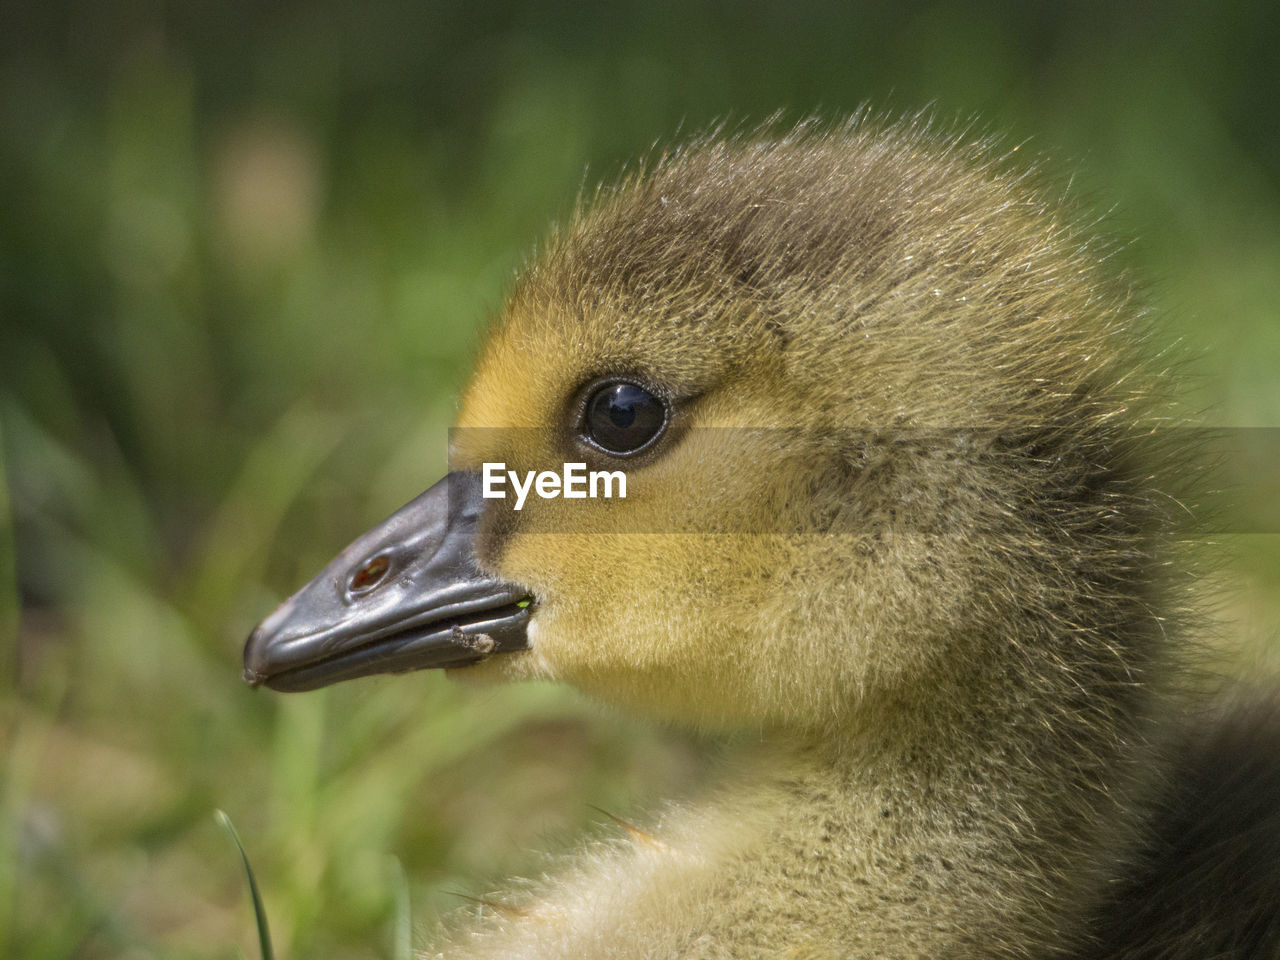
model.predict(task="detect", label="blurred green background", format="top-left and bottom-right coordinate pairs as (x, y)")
top-left (1, 1), bottom-right (1278, 957)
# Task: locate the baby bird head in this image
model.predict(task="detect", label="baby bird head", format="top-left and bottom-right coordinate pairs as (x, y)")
top-left (245, 121), bottom-right (1169, 736)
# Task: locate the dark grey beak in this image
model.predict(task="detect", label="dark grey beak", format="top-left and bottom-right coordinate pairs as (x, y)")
top-left (243, 471), bottom-right (532, 692)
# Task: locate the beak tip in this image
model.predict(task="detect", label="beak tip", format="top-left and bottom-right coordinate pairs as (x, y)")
top-left (242, 628), bottom-right (270, 688)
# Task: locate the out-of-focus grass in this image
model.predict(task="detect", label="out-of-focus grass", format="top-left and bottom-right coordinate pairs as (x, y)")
top-left (1, 2), bottom-right (1277, 957)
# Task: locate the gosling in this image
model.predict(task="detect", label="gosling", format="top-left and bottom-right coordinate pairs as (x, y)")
top-left (244, 118), bottom-right (1280, 959)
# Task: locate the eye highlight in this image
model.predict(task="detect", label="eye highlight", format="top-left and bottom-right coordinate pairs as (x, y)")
top-left (582, 381), bottom-right (667, 455)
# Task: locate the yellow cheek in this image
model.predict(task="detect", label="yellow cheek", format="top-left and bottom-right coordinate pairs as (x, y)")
top-left (485, 530), bottom-right (775, 721)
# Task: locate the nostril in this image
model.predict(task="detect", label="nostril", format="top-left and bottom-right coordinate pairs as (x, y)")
top-left (349, 554), bottom-right (392, 595)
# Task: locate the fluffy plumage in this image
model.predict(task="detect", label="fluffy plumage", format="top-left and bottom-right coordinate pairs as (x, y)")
top-left (298, 118), bottom-right (1280, 958)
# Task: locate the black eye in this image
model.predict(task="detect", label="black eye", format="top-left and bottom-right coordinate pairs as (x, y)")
top-left (583, 381), bottom-right (667, 454)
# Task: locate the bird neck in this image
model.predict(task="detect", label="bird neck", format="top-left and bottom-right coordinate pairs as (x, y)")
top-left (716, 623), bottom-right (1172, 955)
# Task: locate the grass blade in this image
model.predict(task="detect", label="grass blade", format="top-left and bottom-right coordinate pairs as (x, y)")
top-left (0, 414), bottom-right (18, 682)
top-left (388, 855), bottom-right (412, 960)
top-left (216, 810), bottom-right (274, 960)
